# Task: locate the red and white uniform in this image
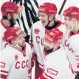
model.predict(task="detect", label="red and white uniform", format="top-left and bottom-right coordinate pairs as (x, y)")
top-left (31, 20), bottom-right (66, 79)
top-left (0, 20), bottom-right (8, 50)
top-left (0, 43), bottom-right (32, 79)
top-left (45, 20), bottom-right (67, 48)
top-left (39, 47), bottom-right (75, 79)
top-left (31, 20), bottom-right (66, 66)
top-left (31, 21), bottom-right (45, 68)
top-left (0, 20), bottom-right (19, 51)
top-left (64, 30), bottom-right (79, 72)
top-left (0, 1), bottom-right (20, 51)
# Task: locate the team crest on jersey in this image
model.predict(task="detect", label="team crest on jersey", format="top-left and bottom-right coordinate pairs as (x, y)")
top-left (15, 55), bottom-right (18, 61)
top-left (34, 28), bottom-right (40, 34)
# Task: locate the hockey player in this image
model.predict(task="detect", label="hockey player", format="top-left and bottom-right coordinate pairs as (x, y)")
top-left (31, 2), bottom-right (66, 79)
top-left (0, 27), bottom-right (32, 79)
top-left (63, 6), bottom-right (79, 79)
top-left (0, 1), bottom-right (22, 50)
top-left (39, 28), bottom-right (75, 79)
top-left (43, 28), bottom-right (63, 56)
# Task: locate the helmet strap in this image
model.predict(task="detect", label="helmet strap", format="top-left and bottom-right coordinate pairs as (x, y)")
top-left (46, 20), bottom-right (51, 26)
top-left (46, 15), bottom-right (55, 27)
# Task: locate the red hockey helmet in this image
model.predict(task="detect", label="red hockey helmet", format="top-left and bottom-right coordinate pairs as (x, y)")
top-left (63, 6), bottom-right (79, 21)
top-left (38, 2), bottom-right (57, 15)
top-left (1, 2), bottom-right (19, 16)
top-left (45, 28), bottom-right (63, 43)
top-left (4, 27), bottom-right (21, 42)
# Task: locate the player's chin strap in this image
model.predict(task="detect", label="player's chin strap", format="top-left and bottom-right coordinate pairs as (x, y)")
top-left (45, 16), bottom-right (55, 27)
top-left (46, 20), bottom-right (51, 27)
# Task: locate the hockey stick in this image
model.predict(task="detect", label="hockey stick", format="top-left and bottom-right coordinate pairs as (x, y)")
top-left (58, 0), bottom-right (67, 15)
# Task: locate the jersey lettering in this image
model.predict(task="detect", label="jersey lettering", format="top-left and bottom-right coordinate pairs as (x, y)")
top-left (36, 36), bottom-right (43, 45)
top-left (22, 61), bottom-right (26, 68)
top-left (15, 61), bottom-right (20, 69)
top-left (36, 36), bottom-right (40, 43)
top-left (15, 60), bottom-right (31, 69)
top-left (65, 40), bottom-right (74, 52)
top-left (47, 68), bottom-right (58, 76)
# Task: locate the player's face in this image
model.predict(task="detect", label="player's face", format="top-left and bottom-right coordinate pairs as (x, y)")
top-left (64, 16), bottom-right (72, 30)
top-left (38, 12), bottom-right (49, 27)
top-left (8, 13), bottom-right (18, 26)
top-left (43, 39), bottom-right (54, 50)
top-left (12, 13), bottom-right (18, 22)
top-left (68, 18), bottom-right (79, 33)
top-left (15, 31), bottom-right (25, 48)
top-left (64, 16), bottom-right (77, 32)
